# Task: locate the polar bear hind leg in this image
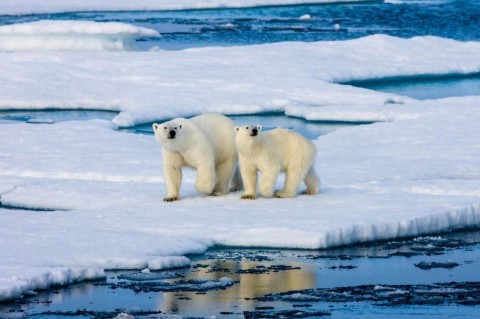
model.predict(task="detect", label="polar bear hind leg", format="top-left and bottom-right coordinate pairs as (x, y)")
top-left (229, 167), bottom-right (243, 192)
top-left (212, 159), bottom-right (236, 196)
top-left (274, 166), bottom-right (307, 198)
top-left (301, 166), bottom-right (320, 195)
top-left (259, 166), bottom-right (280, 198)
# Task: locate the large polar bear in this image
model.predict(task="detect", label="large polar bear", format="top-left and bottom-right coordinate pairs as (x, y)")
top-left (153, 114), bottom-right (241, 202)
top-left (235, 125), bottom-right (320, 199)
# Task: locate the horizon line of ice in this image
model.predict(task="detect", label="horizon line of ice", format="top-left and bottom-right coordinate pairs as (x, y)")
top-left (0, 20), bottom-right (159, 52)
top-left (0, 0), bottom-right (374, 16)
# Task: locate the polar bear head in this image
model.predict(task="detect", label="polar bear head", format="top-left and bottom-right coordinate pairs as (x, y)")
top-left (152, 120), bottom-right (186, 151)
top-left (235, 125), bottom-right (262, 138)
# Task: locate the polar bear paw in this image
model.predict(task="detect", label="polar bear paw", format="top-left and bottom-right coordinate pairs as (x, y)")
top-left (211, 189), bottom-right (228, 196)
top-left (274, 190), bottom-right (295, 198)
top-left (301, 189), bottom-right (317, 195)
top-left (241, 193), bottom-right (257, 200)
top-left (164, 196), bottom-right (180, 202)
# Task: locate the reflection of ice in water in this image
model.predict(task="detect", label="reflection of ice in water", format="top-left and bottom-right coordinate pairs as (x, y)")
top-left (162, 255), bottom-right (316, 314)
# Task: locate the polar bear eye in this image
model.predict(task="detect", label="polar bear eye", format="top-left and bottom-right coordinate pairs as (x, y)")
top-left (175, 127), bottom-right (178, 129)
top-left (164, 127), bottom-right (167, 129)
top-left (246, 127), bottom-right (249, 129)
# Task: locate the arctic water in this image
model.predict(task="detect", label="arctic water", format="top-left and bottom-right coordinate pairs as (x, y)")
top-left (1, 0), bottom-right (479, 49)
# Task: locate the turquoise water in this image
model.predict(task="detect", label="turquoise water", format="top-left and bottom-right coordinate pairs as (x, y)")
top-left (346, 74), bottom-right (480, 100)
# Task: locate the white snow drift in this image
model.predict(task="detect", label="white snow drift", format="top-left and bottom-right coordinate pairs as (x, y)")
top-left (0, 20), bottom-right (159, 52)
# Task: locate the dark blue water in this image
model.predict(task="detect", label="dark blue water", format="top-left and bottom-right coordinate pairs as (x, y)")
top-left (1, 0), bottom-right (479, 50)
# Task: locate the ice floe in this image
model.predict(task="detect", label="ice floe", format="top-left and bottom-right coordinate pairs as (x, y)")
top-left (0, 20), bottom-right (159, 52)
top-left (0, 23), bottom-right (480, 302)
top-left (1, 34), bottom-right (480, 126)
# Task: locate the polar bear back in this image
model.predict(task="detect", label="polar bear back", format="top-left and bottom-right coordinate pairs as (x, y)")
top-left (189, 113), bottom-right (237, 164)
top-left (260, 128), bottom-right (316, 170)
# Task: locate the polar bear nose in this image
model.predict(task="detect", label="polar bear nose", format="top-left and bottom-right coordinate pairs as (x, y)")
top-left (251, 128), bottom-right (258, 136)
top-left (168, 130), bottom-right (176, 138)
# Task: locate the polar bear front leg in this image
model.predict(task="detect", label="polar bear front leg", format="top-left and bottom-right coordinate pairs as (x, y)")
top-left (195, 163), bottom-right (216, 195)
top-left (259, 166), bottom-right (280, 198)
top-left (162, 150), bottom-right (183, 202)
top-left (239, 160), bottom-right (257, 199)
top-left (163, 164), bottom-right (182, 202)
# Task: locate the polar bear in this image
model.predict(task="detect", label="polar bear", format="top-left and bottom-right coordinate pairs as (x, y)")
top-left (235, 125), bottom-right (320, 199)
top-left (153, 114), bottom-right (242, 202)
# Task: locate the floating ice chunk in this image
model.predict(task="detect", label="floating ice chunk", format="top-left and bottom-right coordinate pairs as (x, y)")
top-left (334, 23), bottom-right (341, 31)
top-left (0, 20), bottom-right (159, 52)
top-left (220, 23), bottom-right (236, 29)
top-left (117, 277), bottom-right (236, 292)
top-left (414, 261), bottom-right (460, 269)
top-left (299, 14), bottom-right (312, 20)
top-left (117, 271), bottom-right (183, 281)
top-left (26, 118), bottom-right (55, 124)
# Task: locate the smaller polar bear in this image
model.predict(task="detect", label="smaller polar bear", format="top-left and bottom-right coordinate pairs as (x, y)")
top-left (235, 125), bottom-right (320, 199)
top-left (153, 114), bottom-right (242, 202)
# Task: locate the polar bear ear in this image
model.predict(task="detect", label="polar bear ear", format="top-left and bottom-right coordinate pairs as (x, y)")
top-left (256, 125), bottom-right (262, 131)
top-left (179, 124), bottom-right (182, 129)
top-left (152, 123), bottom-right (159, 131)
top-left (235, 126), bottom-right (240, 132)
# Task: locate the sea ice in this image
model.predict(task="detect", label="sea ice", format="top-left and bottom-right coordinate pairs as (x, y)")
top-left (0, 22), bottom-right (480, 302)
top-left (0, 20), bottom-right (159, 52)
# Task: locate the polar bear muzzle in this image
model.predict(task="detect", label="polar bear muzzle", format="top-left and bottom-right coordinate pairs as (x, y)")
top-left (168, 130), bottom-right (176, 139)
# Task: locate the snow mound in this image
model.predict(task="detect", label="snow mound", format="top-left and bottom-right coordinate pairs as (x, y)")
top-left (0, 20), bottom-right (159, 52)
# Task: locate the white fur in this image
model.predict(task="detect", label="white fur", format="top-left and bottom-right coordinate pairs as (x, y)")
top-left (153, 113), bottom-right (241, 202)
top-left (235, 125), bottom-right (320, 199)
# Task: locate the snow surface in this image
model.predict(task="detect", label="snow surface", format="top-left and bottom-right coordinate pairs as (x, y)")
top-left (1, 27), bottom-right (480, 301)
top-left (0, 0), bottom-right (371, 16)
top-left (0, 21), bottom-right (159, 52)
top-left (1, 34), bottom-right (480, 126)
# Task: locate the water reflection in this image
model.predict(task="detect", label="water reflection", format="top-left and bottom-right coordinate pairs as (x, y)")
top-left (2, 230), bottom-right (480, 318)
top-left (161, 257), bottom-right (316, 313)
